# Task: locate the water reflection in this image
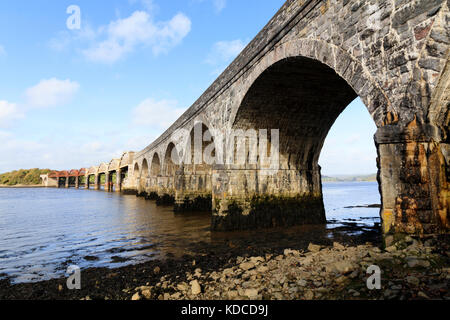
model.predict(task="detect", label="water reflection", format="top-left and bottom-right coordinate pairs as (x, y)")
top-left (0, 182), bottom-right (380, 283)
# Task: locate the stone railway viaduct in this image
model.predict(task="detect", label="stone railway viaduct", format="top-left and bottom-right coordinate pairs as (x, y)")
top-left (41, 0), bottom-right (449, 241)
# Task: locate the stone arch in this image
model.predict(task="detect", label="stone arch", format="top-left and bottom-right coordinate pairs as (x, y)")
top-left (133, 162), bottom-right (140, 185)
top-left (230, 39), bottom-right (390, 129)
top-left (108, 159), bottom-right (120, 172)
top-left (98, 162), bottom-right (108, 174)
top-left (183, 120), bottom-right (217, 173)
top-left (141, 158), bottom-right (149, 180)
top-left (164, 142), bottom-right (180, 177)
top-left (213, 41), bottom-right (387, 231)
top-left (150, 153), bottom-right (161, 177)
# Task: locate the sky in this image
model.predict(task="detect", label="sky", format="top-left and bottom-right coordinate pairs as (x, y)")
top-left (0, 0), bottom-right (378, 176)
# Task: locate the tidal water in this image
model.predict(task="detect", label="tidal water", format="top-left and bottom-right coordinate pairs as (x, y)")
top-left (0, 182), bottom-right (381, 284)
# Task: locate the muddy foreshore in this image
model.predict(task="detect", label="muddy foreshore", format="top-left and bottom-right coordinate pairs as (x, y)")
top-left (0, 226), bottom-right (448, 300)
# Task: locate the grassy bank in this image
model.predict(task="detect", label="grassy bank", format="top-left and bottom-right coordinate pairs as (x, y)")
top-left (0, 169), bottom-right (51, 186)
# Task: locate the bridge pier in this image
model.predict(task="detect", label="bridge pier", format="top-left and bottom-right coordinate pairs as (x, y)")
top-left (94, 174), bottom-right (100, 190)
top-left (64, 178), bottom-right (69, 189)
top-left (375, 123), bottom-right (449, 242)
top-left (211, 166), bottom-right (326, 231)
top-left (174, 169), bottom-right (212, 212)
top-left (105, 173), bottom-right (111, 192)
top-left (75, 177), bottom-right (79, 189)
top-left (115, 169), bottom-right (122, 193)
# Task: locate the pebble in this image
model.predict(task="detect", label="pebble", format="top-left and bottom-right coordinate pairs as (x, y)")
top-left (131, 292), bottom-right (140, 301)
top-left (308, 243), bottom-right (321, 253)
top-left (240, 262), bottom-right (255, 271)
top-left (191, 280), bottom-right (201, 295)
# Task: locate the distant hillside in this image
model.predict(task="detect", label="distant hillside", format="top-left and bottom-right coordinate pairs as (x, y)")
top-left (322, 174), bottom-right (377, 182)
top-left (0, 169), bottom-right (51, 186)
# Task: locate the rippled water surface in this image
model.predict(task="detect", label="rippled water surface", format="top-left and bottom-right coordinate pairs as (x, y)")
top-left (0, 182), bottom-right (381, 283)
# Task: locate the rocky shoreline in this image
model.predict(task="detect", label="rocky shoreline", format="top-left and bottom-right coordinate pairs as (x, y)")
top-left (1, 234), bottom-right (448, 300)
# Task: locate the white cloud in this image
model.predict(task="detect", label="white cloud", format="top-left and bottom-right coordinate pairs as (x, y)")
top-left (0, 101), bottom-right (24, 128)
top-left (83, 11), bottom-right (191, 63)
top-left (25, 78), bottom-right (80, 108)
top-left (132, 98), bottom-right (185, 129)
top-left (206, 39), bottom-right (247, 75)
top-left (0, 45), bottom-right (6, 56)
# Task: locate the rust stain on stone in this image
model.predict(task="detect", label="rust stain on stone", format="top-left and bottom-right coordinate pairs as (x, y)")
top-left (382, 111), bottom-right (399, 126)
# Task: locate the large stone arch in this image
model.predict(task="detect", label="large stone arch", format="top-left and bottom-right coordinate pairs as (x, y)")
top-left (229, 39), bottom-right (390, 129)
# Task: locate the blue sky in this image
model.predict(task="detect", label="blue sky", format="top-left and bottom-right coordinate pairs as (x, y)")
top-left (0, 0), bottom-right (377, 175)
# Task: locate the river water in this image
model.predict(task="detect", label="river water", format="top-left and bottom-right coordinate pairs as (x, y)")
top-left (0, 182), bottom-right (381, 284)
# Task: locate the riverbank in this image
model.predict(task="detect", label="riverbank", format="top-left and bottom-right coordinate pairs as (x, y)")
top-left (1, 234), bottom-right (448, 300)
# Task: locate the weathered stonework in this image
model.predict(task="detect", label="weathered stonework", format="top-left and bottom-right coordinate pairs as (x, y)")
top-left (43, 1), bottom-right (449, 240)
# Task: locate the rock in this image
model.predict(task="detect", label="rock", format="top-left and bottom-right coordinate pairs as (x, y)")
top-left (384, 235), bottom-right (394, 247)
top-left (304, 290), bottom-right (314, 300)
top-left (284, 249), bottom-right (299, 256)
top-left (308, 243), bottom-right (321, 253)
top-left (244, 288), bottom-right (259, 299)
top-left (190, 280), bottom-right (201, 295)
top-left (406, 276), bottom-right (420, 286)
top-left (406, 257), bottom-right (430, 268)
top-left (141, 289), bottom-right (152, 300)
top-left (240, 262), bottom-right (255, 271)
top-left (223, 268), bottom-right (234, 275)
top-left (418, 291), bottom-right (430, 299)
top-left (171, 292), bottom-right (181, 299)
top-left (335, 276), bottom-right (348, 284)
top-left (256, 266), bottom-right (269, 273)
top-left (385, 245), bottom-right (397, 253)
top-left (297, 279), bottom-right (307, 287)
top-left (177, 283), bottom-right (188, 291)
top-left (333, 242), bottom-right (345, 250)
top-left (333, 261), bottom-right (355, 274)
top-left (153, 266), bottom-right (161, 274)
top-left (250, 256), bottom-right (265, 264)
top-left (228, 290), bottom-right (238, 299)
top-left (131, 292), bottom-right (141, 301)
